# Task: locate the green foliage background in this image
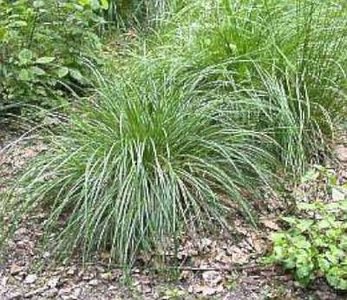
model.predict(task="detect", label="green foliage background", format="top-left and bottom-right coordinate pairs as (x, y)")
top-left (0, 0), bottom-right (103, 114)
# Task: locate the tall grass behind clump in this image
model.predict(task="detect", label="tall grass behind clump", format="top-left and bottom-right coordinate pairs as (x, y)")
top-left (136, 0), bottom-right (347, 172)
top-left (4, 62), bottom-right (277, 265)
top-left (233, 68), bottom-right (324, 171)
top-left (180, 65), bottom-right (319, 172)
top-left (196, 0), bottom-right (347, 86)
top-left (205, 1), bottom-right (346, 121)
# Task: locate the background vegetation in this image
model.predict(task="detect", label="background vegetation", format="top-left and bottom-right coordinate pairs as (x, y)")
top-left (0, 0), bottom-right (103, 116)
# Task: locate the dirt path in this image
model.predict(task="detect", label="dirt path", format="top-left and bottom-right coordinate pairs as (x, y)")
top-left (0, 128), bottom-right (346, 300)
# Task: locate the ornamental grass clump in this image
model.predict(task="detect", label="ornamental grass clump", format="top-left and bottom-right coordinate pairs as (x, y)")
top-left (6, 65), bottom-right (276, 265)
top-left (203, 0), bottom-right (347, 161)
top-left (149, 0), bottom-right (347, 171)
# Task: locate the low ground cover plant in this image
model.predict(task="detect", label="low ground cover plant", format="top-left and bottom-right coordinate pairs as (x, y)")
top-left (267, 167), bottom-right (347, 290)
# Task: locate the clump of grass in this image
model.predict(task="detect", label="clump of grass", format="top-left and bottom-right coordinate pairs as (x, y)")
top-left (196, 0), bottom-right (347, 160)
top-left (142, 0), bottom-right (347, 171)
top-left (5, 65), bottom-right (276, 265)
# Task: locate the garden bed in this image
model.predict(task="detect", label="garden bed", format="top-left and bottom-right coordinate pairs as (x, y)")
top-left (1, 1), bottom-right (347, 298)
top-left (0, 129), bottom-right (346, 299)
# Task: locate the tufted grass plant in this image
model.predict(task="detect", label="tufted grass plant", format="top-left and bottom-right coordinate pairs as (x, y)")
top-left (194, 0), bottom-right (347, 164)
top-left (192, 63), bottom-right (334, 173)
top-left (5, 64), bottom-right (277, 265)
top-left (145, 0), bottom-right (347, 173)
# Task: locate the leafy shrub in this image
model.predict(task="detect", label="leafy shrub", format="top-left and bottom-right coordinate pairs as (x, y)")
top-left (0, 0), bottom-right (103, 114)
top-left (6, 65), bottom-right (277, 265)
top-left (266, 168), bottom-right (347, 290)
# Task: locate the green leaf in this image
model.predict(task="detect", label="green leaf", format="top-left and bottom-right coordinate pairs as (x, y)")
top-left (318, 256), bottom-right (331, 272)
top-left (91, 0), bottom-right (100, 10)
top-left (78, 0), bottom-right (90, 6)
top-left (0, 27), bottom-right (6, 40)
top-left (301, 169), bottom-right (319, 183)
top-left (326, 267), bottom-right (347, 290)
top-left (281, 216), bottom-right (297, 224)
top-left (33, 0), bottom-right (44, 8)
top-left (283, 257), bottom-right (296, 269)
top-left (100, 0), bottom-right (108, 9)
top-left (317, 219), bottom-right (331, 230)
top-left (271, 232), bottom-right (286, 241)
top-left (30, 66), bottom-right (46, 76)
top-left (18, 49), bottom-right (33, 63)
top-left (10, 21), bottom-right (28, 27)
top-left (56, 67), bottom-right (69, 78)
top-left (36, 87), bottom-right (47, 96)
top-left (326, 200), bottom-right (347, 211)
top-left (36, 57), bottom-right (55, 64)
top-left (81, 0), bottom-right (101, 10)
top-left (297, 202), bottom-right (317, 211)
top-left (328, 174), bottom-right (338, 186)
top-left (18, 69), bottom-right (32, 81)
top-left (296, 219), bottom-right (314, 232)
top-left (70, 69), bottom-right (84, 83)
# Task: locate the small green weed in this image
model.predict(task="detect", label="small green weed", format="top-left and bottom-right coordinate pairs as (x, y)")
top-left (162, 287), bottom-right (186, 299)
top-left (266, 168), bottom-right (347, 290)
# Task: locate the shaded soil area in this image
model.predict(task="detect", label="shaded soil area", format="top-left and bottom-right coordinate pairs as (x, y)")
top-left (0, 126), bottom-right (346, 300)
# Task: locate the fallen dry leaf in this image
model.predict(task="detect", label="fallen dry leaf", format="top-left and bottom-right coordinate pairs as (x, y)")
top-left (24, 274), bottom-right (37, 284)
top-left (189, 284), bottom-right (224, 296)
top-left (260, 218), bottom-right (280, 231)
top-left (335, 145), bottom-right (347, 162)
top-left (9, 264), bottom-right (23, 276)
top-left (202, 271), bottom-right (223, 286)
